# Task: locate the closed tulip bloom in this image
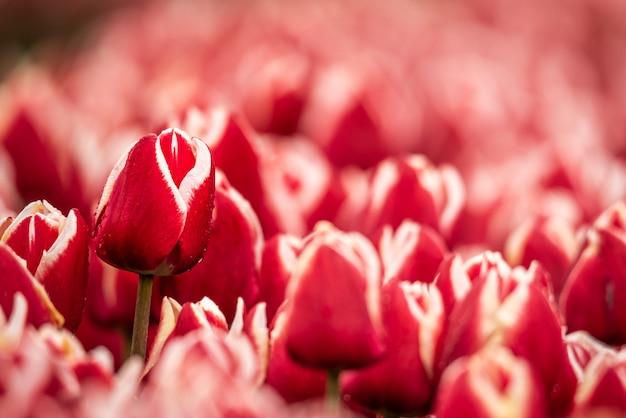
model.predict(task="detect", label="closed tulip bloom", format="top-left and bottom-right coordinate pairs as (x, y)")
top-left (560, 201), bottom-right (626, 345)
top-left (1, 200), bottom-right (89, 331)
top-left (93, 128), bottom-right (215, 276)
top-left (282, 222), bottom-right (385, 370)
top-left (434, 346), bottom-right (548, 418)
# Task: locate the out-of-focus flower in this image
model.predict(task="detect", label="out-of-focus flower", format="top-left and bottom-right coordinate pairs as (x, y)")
top-left (155, 170), bottom-right (263, 323)
top-left (560, 201), bottom-right (626, 345)
top-left (433, 345), bottom-right (548, 418)
top-left (440, 252), bottom-right (573, 415)
top-left (282, 222), bottom-right (385, 370)
top-left (566, 334), bottom-right (626, 417)
top-left (1, 200), bottom-right (89, 331)
top-left (257, 233), bottom-right (302, 323)
top-left (92, 127), bottom-right (215, 276)
top-left (505, 215), bottom-right (580, 296)
top-left (341, 279), bottom-right (445, 416)
top-left (0, 293), bottom-right (137, 417)
top-left (377, 219), bottom-right (447, 284)
top-left (338, 154), bottom-right (464, 242)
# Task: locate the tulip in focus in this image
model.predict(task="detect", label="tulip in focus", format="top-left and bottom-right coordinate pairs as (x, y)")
top-left (0, 200), bottom-right (89, 331)
top-left (92, 127), bottom-right (215, 360)
top-left (93, 127), bottom-right (215, 276)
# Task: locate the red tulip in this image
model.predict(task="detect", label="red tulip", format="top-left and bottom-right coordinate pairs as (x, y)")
top-left (505, 215), bottom-right (579, 296)
top-left (377, 220), bottom-right (447, 284)
top-left (357, 154), bottom-right (465, 241)
top-left (92, 128), bottom-right (215, 276)
top-left (560, 201), bottom-right (626, 345)
top-left (434, 345), bottom-right (548, 418)
top-left (440, 252), bottom-right (570, 413)
top-left (282, 222), bottom-right (385, 370)
top-left (341, 279), bottom-right (446, 416)
top-left (568, 341), bottom-right (626, 416)
top-left (1, 200), bottom-right (89, 331)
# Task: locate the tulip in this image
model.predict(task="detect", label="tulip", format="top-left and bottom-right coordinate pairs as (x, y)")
top-left (377, 219), bottom-right (447, 284)
top-left (93, 127), bottom-right (215, 276)
top-left (356, 154), bottom-right (465, 241)
top-left (440, 252), bottom-right (572, 414)
top-left (568, 341), bottom-right (626, 416)
top-left (280, 222), bottom-right (385, 407)
top-left (92, 127), bottom-right (215, 360)
top-left (560, 201), bottom-right (626, 345)
top-left (433, 345), bottom-right (548, 418)
top-left (505, 215), bottom-right (579, 296)
top-left (341, 279), bottom-right (445, 416)
top-left (1, 200), bottom-right (89, 331)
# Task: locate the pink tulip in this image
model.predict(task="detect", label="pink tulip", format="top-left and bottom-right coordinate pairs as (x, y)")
top-left (282, 222), bottom-right (385, 370)
top-left (1, 200), bottom-right (89, 331)
top-left (93, 128), bottom-right (215, 276)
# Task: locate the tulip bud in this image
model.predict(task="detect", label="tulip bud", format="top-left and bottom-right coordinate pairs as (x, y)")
top-left (359, 154), bottom-right (465, 240)
top-left (441, 252), bottom-right (567, 410)
top-left (434, 346), bottom-right (548, 418)
top-left (341, 279), bottom-right (445, 416)
top-left (1, 200), bottom-right (89, 331)
top-left (378, 220), bottom-right (447, 284)
top-left (505, 216), bottom-right (579, 296)
top-left (560, 201), bottom-right (626, 345)
top-left (282, 222), bottom-right (385, 370)
top-left (93, 128), bottom-right (215, 276)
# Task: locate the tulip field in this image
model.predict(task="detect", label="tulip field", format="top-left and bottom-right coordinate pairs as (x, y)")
top-left (1, 0), bottom-right (626, 416)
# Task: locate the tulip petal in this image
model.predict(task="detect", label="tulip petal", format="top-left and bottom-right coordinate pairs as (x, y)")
top-left (0, 244), bottom-right (63, 327)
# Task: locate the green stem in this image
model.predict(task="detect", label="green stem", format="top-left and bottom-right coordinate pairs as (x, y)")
top-left (130, 273), bottom-right (154, 360)
top-left (325, 369), bottom-right (341, 408)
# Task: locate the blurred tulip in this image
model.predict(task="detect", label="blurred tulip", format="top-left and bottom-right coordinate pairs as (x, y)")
top-left (282, 222), bottom-right (385, 370)
top-left (569, 342), bottom-right (626, 417)
top-left (341, 279), bottom-right (445, 416)
top-left (257, 233), bottom-right (302, 323)
top-left (440, 252), bottom-right (571, 413)
top-left (505, 215), bottom-right (579, 296)
top-left (93, 127), bottom-right (215, 276)
top-left (560, 201), bottom-right (626, 345)
top-left (353, 154), bottom-right (465, 241)
top-left (1, 200), bottom-right (89, 331)
top-left (434, 345), bottom-right (548, 418)
top-left (377, 220), bottom-right (447, 284)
